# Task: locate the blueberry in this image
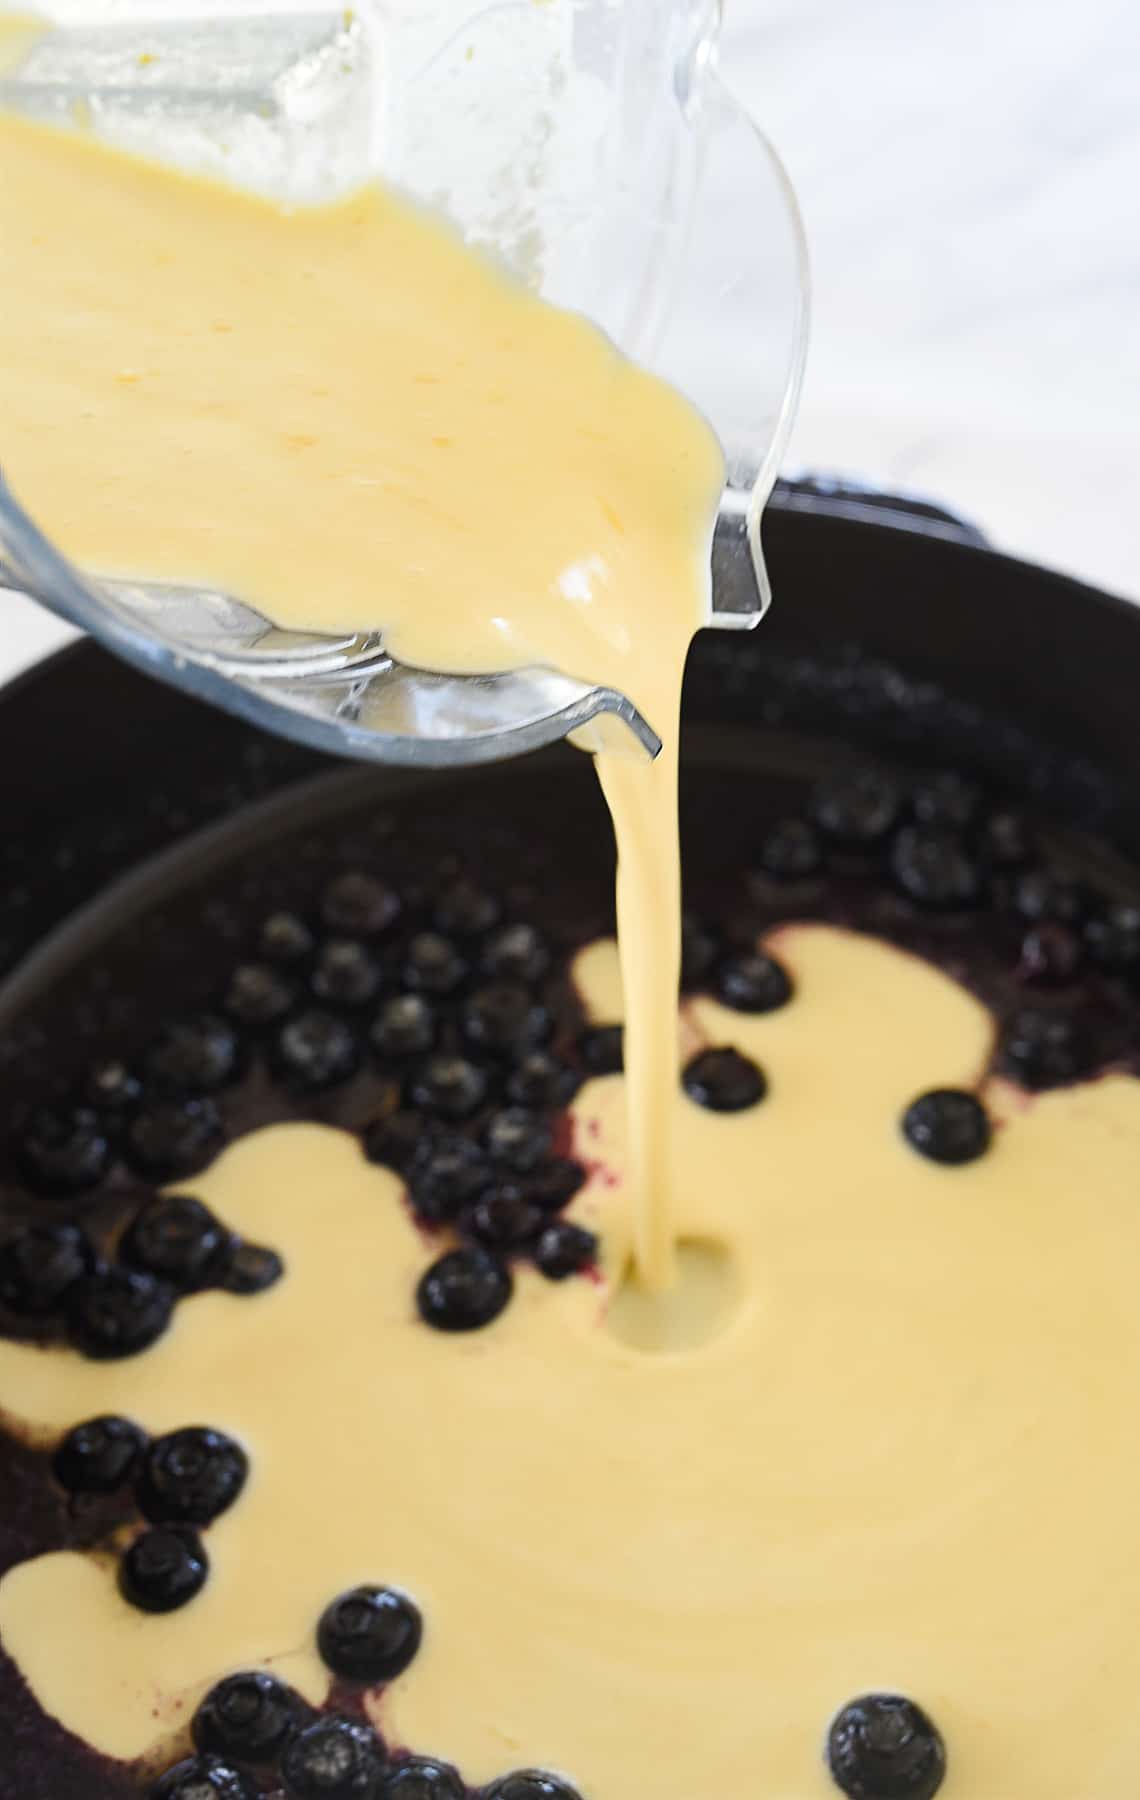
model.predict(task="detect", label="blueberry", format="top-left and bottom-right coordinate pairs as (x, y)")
top-left (507, 1051), bottom-right (580, 1110)
top-left (485, 1107), bottom-right (551, 1173)
top-left (318, 1585), bottom-right (423, 1682)
top-left (150, 1754), bottom-right (255, 1800)
top-left (81, 1058), bottom-right (144, 1118)
top-left (901, 1090), bottom-right (991, 1165)
top-left (1011, 868), bottom-right (1083, 926)
top-left (220, 1242), bottom-right (284, 1295)
top-left (16, 1103), bottom-right (111, 1195)
top-left (483, 1775), bottom-right (581, 1800)
top-left (311, 940), bottom-right (384, 1010)
top-left (409, 1056), bottom-right (488, 1120)
top-left (371, 995), bottom-right (437, 1062)
top-left (481, 923), bottom-right (550, 986)
top-left (463, 985), bottom-right (550, 1058)
top-left (68, 1267), bottom-right (173, 1359)
top-left (417, 1247), bottom-right (512, 1332)
top-left (120, 1195), bottom-right (228, 1292)
top-left (433, 879), bottom-right (500, 938)
top-left (889, 828), bottom-right (980, 910)
top-left (758, 818), bottom-right (823, 880)
top-left (273, 1011), bottom-right (360, 1089)
top-left (0, 1223), bottom-right (93, 1315)
top-left (979, 809), bottom-right (1034, 871)
top-left (281, 1718), bottom-right (388, 1799)
top-left (380, 1757), bottom-right (465, 1800)
top-left (402, 932), bottom-right (468, 997)
top-left (682, 1047), bottom-right (766, 1112)
top-left (827, 1693), bottom-right (946, 1800)
top-left (462, 1187), bottom-right (543, 1250)
top-left (680, 914), bottom-right (719, 987)
top-left (910, 771), bottom-right (980, 833)
top-left (321, 872), bottom-right (401, 939)
top-left (259, 911), bottom-right (316, 965)
top-left (533, 1221), bottom-right (597, 1280)
top-left (193, 1671), bottom-right (308, 1763)
top-left (1000, 1007), bottom-right (1093, 1090)
top-left (1017, 922), bottom-right (1083, 986)
top-left (409, 1134), bottom-right (491, 1223)
top-left (138, 1426), bottom-right (248, 1526)
top-left (125, 1098), bottom-right (223, 1179)
top-left (364, 1109), bottom-right (429, 1175)
top-left (1085, 902), bottom-right (1140, 973)
top-left (121, 1525), bottom-right (208, 1614)
top-left (577, 1025), bottom-right (623, 1076)
top-left (144, 1015), bottom-right (243, 1097)
top-left (811, 767), bottom-right (901, 849)
top-left (54, 1415), bottom-right (147, 1493)
top-left (715, 951), bottom-right (792, 1014)
top-left (527, 1158), bottom-right (587, 1213)
top-left (224, 963), bottom-right (297, 1028)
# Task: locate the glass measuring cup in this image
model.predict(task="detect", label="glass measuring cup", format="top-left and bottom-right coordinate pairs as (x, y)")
top-left (0, 0), bottom-right (809, 766)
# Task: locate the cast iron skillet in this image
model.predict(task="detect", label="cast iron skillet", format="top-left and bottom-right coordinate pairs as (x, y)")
top-left (0, 479), bottom-right (1135, 986)
top-left (0, 478), bottom-right (1136, 1800)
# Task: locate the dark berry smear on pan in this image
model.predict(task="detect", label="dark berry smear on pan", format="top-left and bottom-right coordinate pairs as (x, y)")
top-left (2, 751), bottom-right (1140, 1797)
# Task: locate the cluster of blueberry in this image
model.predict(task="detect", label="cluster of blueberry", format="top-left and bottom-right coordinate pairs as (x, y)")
top-left (363, 1075), bottom-right (599, 1334)
top-left (147, 1630), bottom-right (583, 1800)
top-left (53, 1416), bottom-right (247, 1612)
top-left (154, 1709), bottom-right (582, 1800)
top-left (752, 764), bottom-right (1140, 1090)
top-left (6, 758), bottom-right (1131, 1357)
top-left (3, 862), bottom-right (803, 1344)
top-left (1, 872), bottom-right (602, 1347)
top-left (369, 935), bottom-right (796, 1329)
top-left (0, 1186), bottom-right (281, 1360)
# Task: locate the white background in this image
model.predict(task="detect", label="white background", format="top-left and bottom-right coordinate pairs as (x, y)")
top-left (725, 0), bottom-right (1140, 596)
top-left (3, 0), bottom-right (1138, 682)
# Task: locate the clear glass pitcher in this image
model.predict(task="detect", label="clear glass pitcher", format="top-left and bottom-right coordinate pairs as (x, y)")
top-left (0, 0), bottom-right (809, 766)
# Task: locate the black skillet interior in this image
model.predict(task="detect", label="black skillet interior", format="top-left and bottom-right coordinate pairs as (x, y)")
top-left (1, 485), bottom-right (1137, 995)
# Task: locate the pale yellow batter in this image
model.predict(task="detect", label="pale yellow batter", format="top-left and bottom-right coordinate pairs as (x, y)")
top-left (4, 925), bottom-right (1140, 1798)
top-left (0, 108), bottom-right (721, 1291)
